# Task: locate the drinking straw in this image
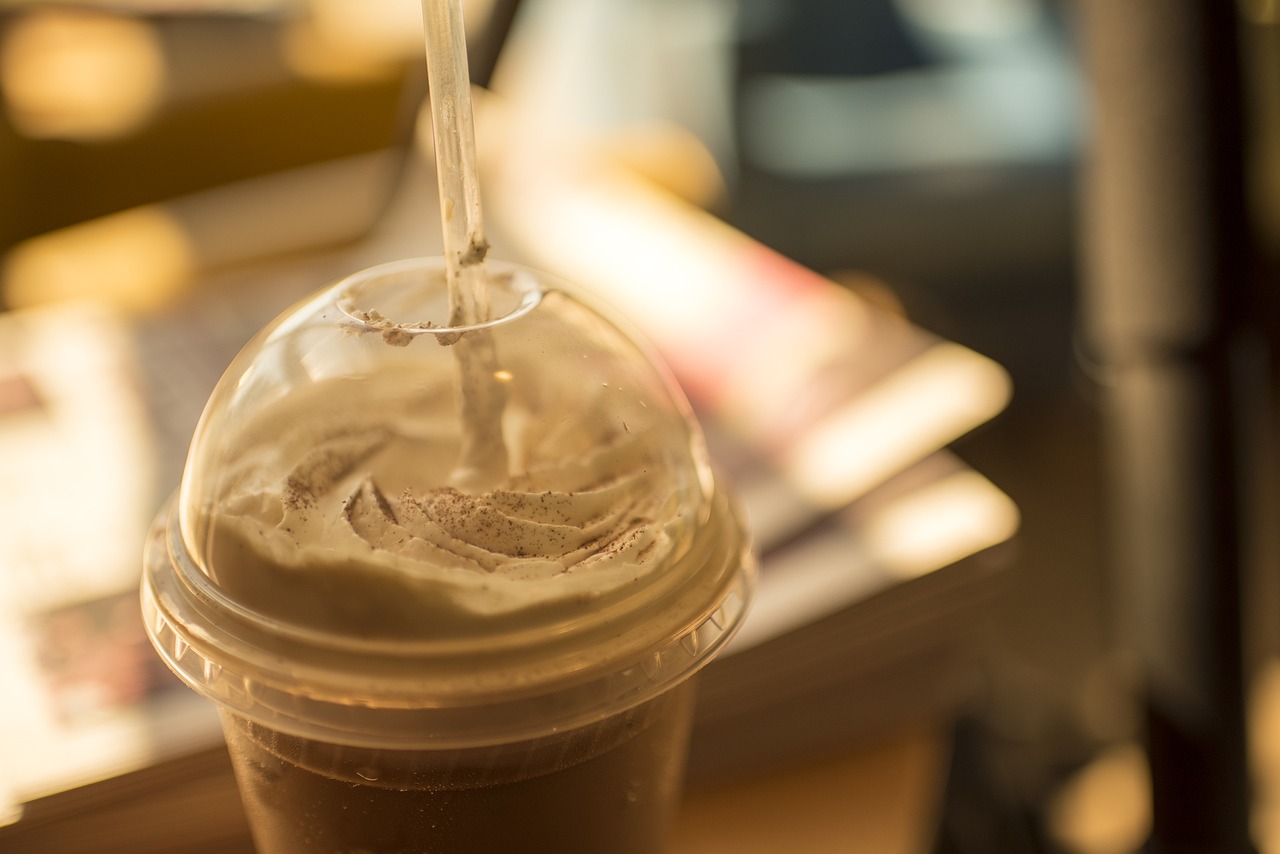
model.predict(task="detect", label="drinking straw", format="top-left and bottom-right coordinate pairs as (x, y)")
top-left (421, 0), bottom-right (508, 488)
top-left (421, 0), bottom-right (490, 326)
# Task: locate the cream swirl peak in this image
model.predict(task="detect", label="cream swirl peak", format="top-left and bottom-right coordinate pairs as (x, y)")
top-left (223, 394), bottom-right (667, 564)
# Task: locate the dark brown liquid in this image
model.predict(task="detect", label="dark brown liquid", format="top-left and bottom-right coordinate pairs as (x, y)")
top-left (220, 685), bottom-right (694, 854)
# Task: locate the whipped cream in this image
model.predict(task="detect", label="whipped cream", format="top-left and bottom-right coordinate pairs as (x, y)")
top-left (203, 349), bottom-right (696, 632)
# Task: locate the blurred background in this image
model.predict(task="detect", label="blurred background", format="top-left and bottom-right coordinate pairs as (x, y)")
top-left (0, 0), bottom-right (1278, 851)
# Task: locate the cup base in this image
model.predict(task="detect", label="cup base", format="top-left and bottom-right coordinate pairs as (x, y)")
top-left (221, 683), bottom-right (696, 854)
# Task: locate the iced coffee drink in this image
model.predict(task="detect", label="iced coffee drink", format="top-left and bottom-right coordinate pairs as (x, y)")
top-left (142, 258), bottom-right (753, 853)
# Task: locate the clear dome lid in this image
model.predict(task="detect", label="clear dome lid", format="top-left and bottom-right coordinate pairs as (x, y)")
top-left (144, 257), bottom-right (752, 746)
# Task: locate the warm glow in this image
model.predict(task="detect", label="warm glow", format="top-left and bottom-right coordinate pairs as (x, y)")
top-left (3, 207), bottom-right (195, 313)
top-left (862, 469), bottom-right (1020, 579)
top-left (1, 9), bottom-right (164, 140)
top-left (1242, 0), bottom-right (1280, 23)
top-left (283, 0), bottom-right (419, 82)
top-left (0, 301), bottom-right (174, 808)
top-left (597, 123), bottom-right (728, 210)
top-left (1047, 744), bottom-right (1152, 854)
top-left (504, 154), bottom-right (752, 351)
top-left (283, 0), bottom-right (498, 82)
top-left (728, 464), bottom-right (1015, 654)
top-left (783, 342), bottom-right (1013, 508)
top-left (1251, 661), bottom-right (1280, 854)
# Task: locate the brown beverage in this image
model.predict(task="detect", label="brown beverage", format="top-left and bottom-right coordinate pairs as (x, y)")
top-left (220, 686), bottom-right (692, 854)
top-left (142, 259), bottom-right (752, 853)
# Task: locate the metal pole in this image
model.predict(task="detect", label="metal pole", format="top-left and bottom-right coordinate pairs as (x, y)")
top-left (1076, 1), bottom-right (1258, 851)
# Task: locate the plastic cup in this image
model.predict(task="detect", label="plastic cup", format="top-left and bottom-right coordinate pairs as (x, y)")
top-left (141, 258), bottom-right (753, 853)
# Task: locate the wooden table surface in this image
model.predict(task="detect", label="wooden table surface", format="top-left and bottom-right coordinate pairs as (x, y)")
top-left (1, 724), bottom-right (947, 854)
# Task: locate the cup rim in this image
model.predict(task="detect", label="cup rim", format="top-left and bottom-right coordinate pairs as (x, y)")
top-left (142, 490), bottom-right (754, 748)
top-left (334, 257), bottom-right (544, 340)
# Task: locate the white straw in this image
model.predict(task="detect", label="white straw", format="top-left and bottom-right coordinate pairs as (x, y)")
top-left (421, 0), bottom-right (508, 489)
top-left (422, 0), bottom-right (490, 326)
